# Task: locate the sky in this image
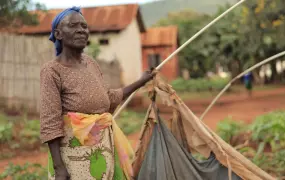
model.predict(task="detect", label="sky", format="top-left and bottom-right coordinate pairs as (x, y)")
top-left (32, 0), bottom-right (157, 9)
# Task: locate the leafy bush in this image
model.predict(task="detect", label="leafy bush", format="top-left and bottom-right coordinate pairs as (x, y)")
top-left (217, 117), bottom-right (245, 143)
top-left (116, 110), bottom-right (145, 135)
top-left (171, 77), bottom-right (229, 92)
top-left (0, 122), bottom-right (13, 143)
top-left (250, 111), bottom-right (285, 145)
top-left (20, 120), bottom-right (41, 148)
top-left (217, 111), bottom-right (285, 178)
top-left (0, 163), bottom-right (47, 180)
top-left (87, 41), bottom-right (100, 59)
top-left (0, 112), bottom-right (41, 151)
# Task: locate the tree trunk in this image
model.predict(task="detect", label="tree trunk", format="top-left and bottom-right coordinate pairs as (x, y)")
top-left (270, 61), bottom-right (279, 83)
top-left (229, 60), bottom-right (241, 84)
top-left (281, 71), bottom-right (285, 84)
top-left (252, 70), bottom-right (263, 85)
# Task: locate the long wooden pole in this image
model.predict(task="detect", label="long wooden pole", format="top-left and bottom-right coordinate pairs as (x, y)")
top-left (200, 50), bottom-right (285, 120)
top-left (113, 0), bottom-right (246, 119)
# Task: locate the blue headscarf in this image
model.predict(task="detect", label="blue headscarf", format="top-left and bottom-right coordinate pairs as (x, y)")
top-left (49, 6), bottom-right (82, 56)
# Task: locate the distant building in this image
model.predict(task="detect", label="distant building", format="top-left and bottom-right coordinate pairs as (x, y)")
top-left (141, 25), bottom-right (179, 80)
top-left (16, 4), bottom-right (146, 85)
top-left (5, 4), bottom-right (180, 84)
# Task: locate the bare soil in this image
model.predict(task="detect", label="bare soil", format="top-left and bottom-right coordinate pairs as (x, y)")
top-left (1, 87), bottom-right (285, 173)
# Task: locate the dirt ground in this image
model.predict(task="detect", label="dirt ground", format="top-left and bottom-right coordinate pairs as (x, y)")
top-left (185, 87), bottom-right (285, 130)
top-left (1, 87), bottom-right (285, 173)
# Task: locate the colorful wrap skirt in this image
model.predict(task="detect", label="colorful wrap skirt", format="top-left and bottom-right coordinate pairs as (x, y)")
top-left (48, 112), bottom-right (134, 180)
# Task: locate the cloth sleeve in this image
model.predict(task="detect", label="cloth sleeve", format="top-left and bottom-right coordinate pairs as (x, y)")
top-left (107, 88), bottom-right (123, 113)
top-left (40, 65), bottom-right (64, 143)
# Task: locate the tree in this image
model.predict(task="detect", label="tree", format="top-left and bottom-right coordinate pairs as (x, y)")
top-left (154, 0), bottom-right (285, 83)
top-left (154, 10), bottom-right (214, 78)
top-left (0, 0), bottom-right (46, 29)
top-left (241, 0), bottom-right (285, 83)
top-left (87, 41), bottom-right (101, 60)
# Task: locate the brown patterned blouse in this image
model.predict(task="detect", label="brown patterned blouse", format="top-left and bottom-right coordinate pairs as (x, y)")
top-left (39, 54), bottom-right (123, 143)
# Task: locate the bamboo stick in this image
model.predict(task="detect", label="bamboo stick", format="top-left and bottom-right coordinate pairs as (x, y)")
top-left (113, 0), bottom-right (246, 119)
top-left (200, 50), bottom-right (285, 120)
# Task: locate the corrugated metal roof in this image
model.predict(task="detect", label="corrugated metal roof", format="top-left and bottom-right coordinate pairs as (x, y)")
top-left (18, 4), bottom-right (145, 34)
top-left (141, 25), bottom-right (178, 47)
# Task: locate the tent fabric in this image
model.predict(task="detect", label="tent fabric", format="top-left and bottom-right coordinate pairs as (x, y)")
top-left (132, 75), bottom-right (275, 180)
top-left (136, 103), bottom-right (241, 180)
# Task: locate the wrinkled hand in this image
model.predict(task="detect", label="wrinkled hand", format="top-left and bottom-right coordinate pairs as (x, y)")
top-left (55, 165), bottom-right (70, 180)
top-left (140, 70), bottom-right (157, 82)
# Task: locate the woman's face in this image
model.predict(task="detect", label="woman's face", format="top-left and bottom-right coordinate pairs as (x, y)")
top-left (57, 13), bottom-right (90, 50)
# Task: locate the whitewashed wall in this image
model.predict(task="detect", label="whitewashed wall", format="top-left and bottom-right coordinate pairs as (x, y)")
top-left (0, 34), bottom-right (122, 114)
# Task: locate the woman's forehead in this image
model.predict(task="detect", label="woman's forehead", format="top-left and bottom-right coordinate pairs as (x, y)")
top-left (63, 13), bottom-right (87, 23)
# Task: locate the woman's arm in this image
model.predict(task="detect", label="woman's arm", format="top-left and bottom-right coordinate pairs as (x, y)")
top-left (122, 70), bottom-right (156, 100)
top-left (40, 65), bottom-right (69, 179)
top-left (48, 138), bottom-right (70, 179)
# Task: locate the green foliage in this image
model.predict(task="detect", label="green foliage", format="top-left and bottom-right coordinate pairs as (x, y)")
top-left (0, 0), bottom-right (46, 28)
top-left (171, 77), bottom-right (229, 92)
top-left (0, 113), bottom-right (14, 143)
top-left (217, 117), bottom-right (246, 143)
top-left (250, 110), bottom-right (285, 145)
top-left (0, 112), bottom-right (41, 152)
top-left (155, 10), bottom-right (215, 78)
top-left (152, 0), bottom-right (285, 82)
top-left (87, 41), bottom-right (101, 60)
top-left (0, 122), bottom-right (13, 143)
top-left (140, 0), bottom-right (236, 27)
top-left (0, 163), bottom-right (47, 180)
top-left (116, 110), bottom-right (145, 135)
top-left (19, 119), bottom-right (41, 148)
top-left (217, 110), bottom-right (285, 178)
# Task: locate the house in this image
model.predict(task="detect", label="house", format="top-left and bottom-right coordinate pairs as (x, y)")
top-left (141, 25), bottom-right (179, 81)
top-left (17, 4), bottom-right (146, 85)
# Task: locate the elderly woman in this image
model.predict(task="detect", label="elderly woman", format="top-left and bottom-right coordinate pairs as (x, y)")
top-left (40, 7), bottom-right (155, 180)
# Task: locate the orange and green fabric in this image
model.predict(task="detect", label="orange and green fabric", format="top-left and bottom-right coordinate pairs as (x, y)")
top-left (48, 112), bottom-right (134, 180)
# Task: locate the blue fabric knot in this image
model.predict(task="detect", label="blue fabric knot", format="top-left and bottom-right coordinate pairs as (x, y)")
top-left (49, 6), bottom-right (82, 56)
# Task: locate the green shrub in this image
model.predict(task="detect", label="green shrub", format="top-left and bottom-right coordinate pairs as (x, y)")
top-left (0, 123), bottom-right (13, 143)
top-left (0, 113), bottom-right (13, 143)
top-left (20, 120), bottom-right (41, 148)
top-left (171, 77), bottom-right (229, 92)
top-left (216, 116), bottom-right (246, 143)
top-left (217, 111), bottom-right (285, 178)
top-left (0, 111), bottom-right (42, 150)
top-left (250, 110), bottom-right (285, 153)
top-left (116, 110), bottom-right (145, 135)
top-left (0, 163), bottom-right (47, 180)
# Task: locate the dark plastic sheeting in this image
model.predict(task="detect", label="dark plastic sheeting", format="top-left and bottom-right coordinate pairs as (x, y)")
top-left (135, 115), bottom-right (241, 180)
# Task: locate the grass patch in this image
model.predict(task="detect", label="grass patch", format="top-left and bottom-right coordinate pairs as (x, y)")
top-left (170, 77), bottom-right (230, 93)
top-left (177, 91), bottom-right (216, 100)
top-left (172, 84), bottom-right (284, 101)
top-left (0, 112), bottom-right (42, 159)
top-left (116, 109), bottom-right (146, 135)
top-left (0, 163), bottom-right (47, 180)
top-left (217, 110), bottom-right (285, 178)
top-left (216, 116), bottom-right (246, 143)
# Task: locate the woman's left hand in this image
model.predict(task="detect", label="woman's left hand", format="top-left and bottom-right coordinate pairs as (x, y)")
top-left (140, 70), bottom-right (156, 82)
top-left (122, 70), bottom-right (157, 100)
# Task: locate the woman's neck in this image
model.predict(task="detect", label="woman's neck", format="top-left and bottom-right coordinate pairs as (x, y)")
top-left (59, 47), bottom-right (83, 64)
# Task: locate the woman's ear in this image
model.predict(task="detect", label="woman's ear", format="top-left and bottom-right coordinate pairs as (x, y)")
top-left (54, 29), bottom-right (63, 40)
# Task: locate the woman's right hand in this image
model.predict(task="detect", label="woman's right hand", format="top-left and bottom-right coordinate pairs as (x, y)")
top-left (48, 138), bottom-right (70, 180)
top-left (55, 165), bottom-right (70, 180)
